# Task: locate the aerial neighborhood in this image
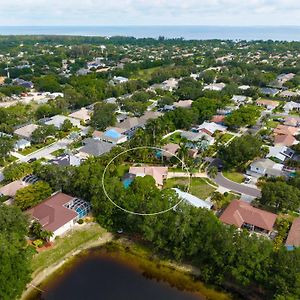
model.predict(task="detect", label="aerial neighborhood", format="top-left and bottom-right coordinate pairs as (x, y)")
top-left (1, 36), bottom-right (300, 300)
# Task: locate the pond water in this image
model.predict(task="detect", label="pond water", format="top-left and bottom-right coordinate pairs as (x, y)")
top-left (39, 254), bottom-right (203, 300)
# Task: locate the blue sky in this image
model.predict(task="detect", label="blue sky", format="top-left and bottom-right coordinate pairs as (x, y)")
top-left (1, 0), bottom-right (300, 26)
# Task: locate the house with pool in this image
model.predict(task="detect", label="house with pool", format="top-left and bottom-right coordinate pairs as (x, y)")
top-left (27, 192), bottom-right (91, 241)
top-left (124, 166), bottom-right (168, 188)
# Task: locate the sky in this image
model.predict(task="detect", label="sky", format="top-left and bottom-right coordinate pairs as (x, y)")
top-left (1, 0), bottom-right (300, 26)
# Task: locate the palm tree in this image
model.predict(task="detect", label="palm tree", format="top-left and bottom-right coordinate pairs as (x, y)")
top-left (178, 143), bottom-right (189, 170)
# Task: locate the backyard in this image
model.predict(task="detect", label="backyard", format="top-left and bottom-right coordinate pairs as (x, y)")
top-left (31, 223), bottom-right (107, 275)
top-left (164, 177), bottom-right (216, 199)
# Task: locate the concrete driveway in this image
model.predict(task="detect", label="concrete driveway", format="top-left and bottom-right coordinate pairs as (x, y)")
top-left (215, 172), bottom-right (261, 198)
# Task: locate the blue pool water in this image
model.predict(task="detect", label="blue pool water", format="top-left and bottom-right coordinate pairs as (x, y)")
top-left (123, 178), bottom-right (133, 189)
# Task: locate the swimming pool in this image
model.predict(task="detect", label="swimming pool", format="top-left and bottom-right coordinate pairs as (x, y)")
top-left (123, 178), bottom-right (134, 189)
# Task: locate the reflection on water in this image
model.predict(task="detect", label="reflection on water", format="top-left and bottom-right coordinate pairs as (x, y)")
top-left (41, 254), bottom-right (202, 300)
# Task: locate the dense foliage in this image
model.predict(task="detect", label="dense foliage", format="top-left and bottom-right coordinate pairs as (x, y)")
top-left (0, 204), bottom-right (33, 300)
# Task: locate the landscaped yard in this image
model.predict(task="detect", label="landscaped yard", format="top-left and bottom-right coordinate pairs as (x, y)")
top-left (116, 164), bottom-right (130, 177)
top-left (223, 171), bottom-right (245, 183)
top-left (50, 148), bottom-right (65, 157)
top-left (163, 132), bottom-right (183, 145)
top-left (0, 155), bottom-right (18, 167)
top-left (130, 66), bottom-right (162, 81)
top-left (164, 177), bottom-right (216, 199)
top-left (218, 133), bottom-right (234, 144)
top-left (18, 138), bottom-right (56, 155)
top-left (31, 223), bottom-right (106, 275)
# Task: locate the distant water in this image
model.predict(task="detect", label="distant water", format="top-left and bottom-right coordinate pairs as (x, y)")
top-left (0, 26), bottom-right (300, 41)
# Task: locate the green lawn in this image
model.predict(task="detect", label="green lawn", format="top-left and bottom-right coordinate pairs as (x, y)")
top-left (19, 139), bottom-right (56, 155)
top-left (219, 133), bottom-right (234, 144)
top-left (266, 119), bottom-right (279, 129)
top-left (223, 171), bottom-right (245, 183)
top-left (50, 148), bottom-right (65, 157)
top-left (0, 155), bottom-right (18, 167)
top-left (163, 132), bottom-right (183, 144)
top-left (130, 67), bottom-right (161, 81)
top-left (31, 223), bottom-right (106, 275)
top-left (164, 177), bottom-right (216, 199)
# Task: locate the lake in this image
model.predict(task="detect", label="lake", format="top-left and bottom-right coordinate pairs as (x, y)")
top-left (36, 254), bottom-right (203, 300)
top-left (1, 26), bottom-right (300, 41)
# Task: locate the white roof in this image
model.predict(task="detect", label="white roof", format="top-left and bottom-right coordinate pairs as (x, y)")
top-left (197, 121), bottom-right (227, 134)
top-left (173, 188), bottom-right (212, 209)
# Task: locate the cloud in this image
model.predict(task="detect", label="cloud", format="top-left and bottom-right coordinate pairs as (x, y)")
top-left (0, 0), bottom-right (300, 25)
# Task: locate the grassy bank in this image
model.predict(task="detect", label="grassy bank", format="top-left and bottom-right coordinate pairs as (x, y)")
top-left (31, 223), bottom-right (106, 276)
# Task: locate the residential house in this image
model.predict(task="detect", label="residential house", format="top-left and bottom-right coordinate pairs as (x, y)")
top-left (285, 218), bottom-right (300, 250)
top-left (279, 90), bottom-right (300, 99)
top-left (161, 78), bottom-right (179, 91)
top-left (284, 116), bottom-right (299, 127)
top-left (27, 192), bottom-right (91, 241)
top-left (93, 128), bottom-right (127, 144)
top-left (110, 76), bottom-right (128, 85)
top-left (260, 87), bottom-right (280, 97)
top-left (77, 138), bottom-right (115, 159)
top-left (68, 108), bottom-right (91, 123)
top-left (128, 166), bottom-right (168, 187)
top-left (275, 73), bottom-right (295, 87)
top-left (274, 134), bottom-right (298, 147)
top-left (273, 124), bottom-right (299, 147)
top-left (203, 83), bottom-right (226, 91)
top-left (256, 99), bottom-right (279, 110)
top-left (247, 158), bottom-right (284, 178)
top-left (14, 123), bottom-right (39, 140)
top-left (174, 100), bottom-right (193, 109)
top-left (220, 200), bottom-right (277, 235)
top-left (162, 143), bottom-right (180, 159)
top-left (14, 138), bottom-right (31, 151)
top-left (181, 131), bottom-right (214, 147)
top-left (43, 115), bottom-right (81, 129)
top-left (266, 146), bottom-right (294, 162)
top-left (231, 95), bottom-right (248, 105)
top-left (0, 180), bottom-right (28, 198)
top-left (283, 101), bottom-right (300, 114)
top-left (238, 85), bottom-right (250, 91)
top-left (192, 121), bottom-right (227, 136)
top-left (172, 188), bottom-right (213, 209)
top-left (13, 78), bottom-right (33, 89)
top-left (210, 115), bottom-right (225, 124)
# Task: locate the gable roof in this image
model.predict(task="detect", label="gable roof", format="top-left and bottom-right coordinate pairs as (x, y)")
top-left (274, 134), bottom-right (297, 147)
top-left (220, 200), bottom-right (277, 231)
top-left (14, 123), bottom-right (39, 139)
top-left (273, 124), bottom-right (299, 136)
top-left (80, 138), bottom-right (115, 156)
top-left (27, 192), bottom-right (77, 232)
top-left (286, 218), bottom-right (300, 247)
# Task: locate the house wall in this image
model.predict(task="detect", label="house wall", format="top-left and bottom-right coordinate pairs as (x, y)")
top-left (249, 165), bottom-right (266, 175)
top-left (51, 218), bottom-right (77, 241)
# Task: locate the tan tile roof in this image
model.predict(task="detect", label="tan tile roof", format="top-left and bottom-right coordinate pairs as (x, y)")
top-left (0, 180), bottom-right (28, 197)
top-left (220, 200), bottom-right (277, 232)
top-left (129, 166), bottom-right (168, 186)
top-left (273, 124), bottom-right (298, 136)
top-left (286, 218), bottom-right (300, 247)
top-left (274, 134), bottom-right (296, 147)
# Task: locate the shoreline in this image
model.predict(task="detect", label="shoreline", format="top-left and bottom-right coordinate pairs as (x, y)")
top-left (21, 230), bottom-right (113, 300)
top-left (22, 235), bottom-right (232, 300)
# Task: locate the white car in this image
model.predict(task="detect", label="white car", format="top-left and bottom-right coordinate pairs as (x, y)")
top-left (244, 176), bottom-right (252, 184)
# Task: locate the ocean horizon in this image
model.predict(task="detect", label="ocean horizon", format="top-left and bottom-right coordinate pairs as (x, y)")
top-left (0, 25), bottom-right (300, 41)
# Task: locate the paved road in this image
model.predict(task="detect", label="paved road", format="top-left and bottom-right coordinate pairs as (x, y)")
top-left (215, 172), bottom-right (261, 198)
top-left (18, 138), bottom-right (74, 162)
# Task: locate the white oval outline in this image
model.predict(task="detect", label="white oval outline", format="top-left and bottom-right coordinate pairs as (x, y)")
top-left (101, 146), bottom-right (191, 216)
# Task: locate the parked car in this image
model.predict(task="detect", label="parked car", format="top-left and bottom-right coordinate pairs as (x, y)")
top-left (244, 176), bottom-right (251, 184)
top-left (28, 158), bottom-right (37, 163)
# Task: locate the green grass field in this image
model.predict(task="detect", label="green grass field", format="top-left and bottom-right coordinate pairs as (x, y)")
top-left (223, 171), bottom-right (245, 183)
top-left (164, 177), bottom-right (216, 199)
